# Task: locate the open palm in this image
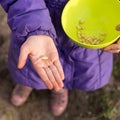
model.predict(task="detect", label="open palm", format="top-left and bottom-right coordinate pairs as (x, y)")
top-left (18, 35), bottom-right (64, 91)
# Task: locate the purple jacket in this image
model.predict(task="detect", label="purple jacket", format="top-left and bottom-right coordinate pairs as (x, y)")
top-left (0, 0), bottom-right (59, 46)
top-left (0, 0), bottom-right (113, 91)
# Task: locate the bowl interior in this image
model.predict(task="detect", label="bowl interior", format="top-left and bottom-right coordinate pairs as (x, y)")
top-left (61, 0), bottom-right (120, 48)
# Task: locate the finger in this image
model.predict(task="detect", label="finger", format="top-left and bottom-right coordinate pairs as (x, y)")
top-left (103, 47), bottom-right (120, 53)
top-left (103, 44), bottom-right (120, 51)
top-left (49, 65), bottom-right (64, 88)
top-left (44, 67), bottom-right (61, 91)
top-left (30, 56), bottom-right (53, 90)
top-left (117, 39), bottom-right (120, 44)
top-left (53, 60), bottom-right (65, 80)
top-left (36, 67), bottom-right (53, 90)
top-left (105, 49), bottom-right (120, 53)
top-left (18, 45), bottom-right (30, 69)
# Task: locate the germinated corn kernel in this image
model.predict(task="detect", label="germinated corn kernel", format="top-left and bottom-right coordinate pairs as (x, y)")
top-left (77, 19), bottom-right (106, 45)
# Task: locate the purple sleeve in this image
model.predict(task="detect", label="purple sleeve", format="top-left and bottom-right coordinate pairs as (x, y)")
top-left (0, 0), bottom-right (57, 45)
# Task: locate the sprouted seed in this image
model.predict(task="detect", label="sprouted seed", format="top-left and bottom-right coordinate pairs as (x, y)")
top-left (77, 19), bottom-right (106, 45)
top-left (79, 19), bottom-right (85, 24)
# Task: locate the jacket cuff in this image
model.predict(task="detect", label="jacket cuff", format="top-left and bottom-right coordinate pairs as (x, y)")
top-left (27, 28), bottom-right (56, 41)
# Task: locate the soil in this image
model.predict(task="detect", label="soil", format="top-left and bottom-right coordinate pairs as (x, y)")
top-left (0, 6), bottom-right (120, 120)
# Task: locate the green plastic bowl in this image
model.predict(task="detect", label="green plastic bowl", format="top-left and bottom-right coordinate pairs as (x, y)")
top-left (61, 0), bottom-right (120, 49)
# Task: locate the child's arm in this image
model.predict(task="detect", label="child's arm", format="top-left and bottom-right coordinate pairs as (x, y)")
top-left (0, 0), bottom-right (65, 91)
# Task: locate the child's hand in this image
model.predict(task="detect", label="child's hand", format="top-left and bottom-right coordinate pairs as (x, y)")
top-left (103, 38), bottom-right (120, 53)
top-left (17, 35), bottom-right (64, 92)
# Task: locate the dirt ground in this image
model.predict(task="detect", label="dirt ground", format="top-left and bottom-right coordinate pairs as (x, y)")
top-left (1, 6), bottom-right (120, 120)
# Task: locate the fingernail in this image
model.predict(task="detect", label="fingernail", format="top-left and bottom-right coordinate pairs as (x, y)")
top-left (60, 83), bottom-right (64, 88)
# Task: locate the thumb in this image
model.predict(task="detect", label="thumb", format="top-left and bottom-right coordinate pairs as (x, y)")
top-left (18, 45), bottom-right (30, 69)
